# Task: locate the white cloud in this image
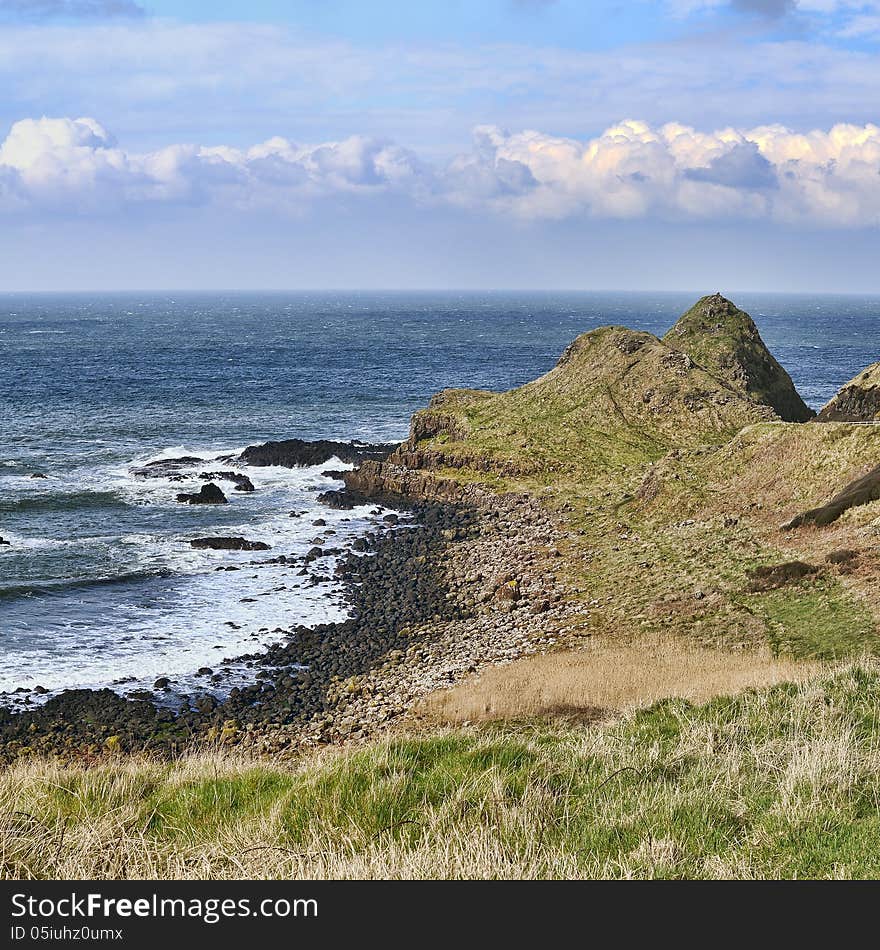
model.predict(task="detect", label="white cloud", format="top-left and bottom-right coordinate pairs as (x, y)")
top-left (0, 116), bottom-right (431, 213)
top-left (444, 120), bottom-right (880, 227)
top-left (1, 115), bottom-right (879, 227)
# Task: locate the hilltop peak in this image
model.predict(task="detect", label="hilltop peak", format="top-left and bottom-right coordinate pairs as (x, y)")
top-left (662, 294), bottom-right (814, 423)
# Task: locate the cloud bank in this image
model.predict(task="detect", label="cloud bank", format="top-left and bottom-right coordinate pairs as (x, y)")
top-left (1, 115), bottom-right (879, 227)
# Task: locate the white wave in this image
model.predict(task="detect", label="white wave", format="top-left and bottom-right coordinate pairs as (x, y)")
top-left (0, 442), bottom-right (401, 699)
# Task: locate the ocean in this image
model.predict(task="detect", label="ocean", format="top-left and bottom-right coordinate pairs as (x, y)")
top-left (1, 290), bottom-right (878, 700)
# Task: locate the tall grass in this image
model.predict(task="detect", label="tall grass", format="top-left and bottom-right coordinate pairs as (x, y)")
top-left (3, 660), bottom-right (880, 879)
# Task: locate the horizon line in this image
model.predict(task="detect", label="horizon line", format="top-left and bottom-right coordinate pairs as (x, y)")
top-left (1, 287), bottom-right (879, 297)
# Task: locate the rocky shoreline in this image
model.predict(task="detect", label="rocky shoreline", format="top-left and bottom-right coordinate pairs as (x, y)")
top-left (0, 466), bottom-right (587, 762)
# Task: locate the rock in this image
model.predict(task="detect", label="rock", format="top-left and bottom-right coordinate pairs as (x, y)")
top-left (817, 361), bottom-right (880, 422)
top-left (0, 537), bottom-right (9, 546)
top-left (239, 438), bottom-right (398, 468)
top-left (495, 580), bottom-right (521, 602)
top-left (177, 483), bottom-right (228, 505)
top-left (190, 537), bottom-right (271, 551)
top-left (153, 677), bottom-right (171, 689)
top-left (782, 464), bottom-right (880, 530)
top-left (131, 456), bottom-right (205, 478)
top-left (317, 488), bottom-right (370, 510)
top-left (29, 473), bottom-right (48, 479)
top-left (198, 471), bottom-right (256, 492)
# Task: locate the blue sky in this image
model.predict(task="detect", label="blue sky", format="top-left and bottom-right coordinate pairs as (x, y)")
top-left (0, 0), bottom-right (878, 290)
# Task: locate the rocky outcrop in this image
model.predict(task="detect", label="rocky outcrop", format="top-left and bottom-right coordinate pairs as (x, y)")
top-left (0, 537), bottom-right (9, 546)
top-left (131, 457), bottom-right (204, 479)
top-left (781, 463), bottom-right (880, 529)
top-left (190, 537), bottom-right (271, 551)
top-left (662, 293), bottom-right (814, 422)
top-left (131, 459), bottom-right (256, 492)
top-left (198, 471), bottom-right (256, 492)
top-left (343, 461), bottom-right (495, 507)
top-left (817, 361), bottom-right (880, 422)
top-left (176, 483), bottom-right (228, 505)
top-left (239, 438), bottom-right (398, 468)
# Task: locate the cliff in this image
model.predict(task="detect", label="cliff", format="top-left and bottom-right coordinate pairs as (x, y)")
top-left (817, 361), bottom-right (880, 422)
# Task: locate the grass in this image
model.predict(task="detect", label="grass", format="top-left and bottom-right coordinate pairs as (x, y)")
top-left (4, 659), bottom-right (880, 879)
top-left (417, 637), bottom-right (824, 723)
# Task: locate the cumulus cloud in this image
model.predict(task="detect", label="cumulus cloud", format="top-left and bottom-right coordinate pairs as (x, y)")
top-left (1, 115), bottom-right (879, 227)
top-left (0, 116), bottom-right (430, 213)
top-left (445, 120), bottom-right (880, 226)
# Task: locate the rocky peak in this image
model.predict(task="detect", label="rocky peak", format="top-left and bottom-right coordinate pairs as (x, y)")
top-left (817, 361), bottom-right (880, 422)
top-left (662, 294), bottom-right (814, 423)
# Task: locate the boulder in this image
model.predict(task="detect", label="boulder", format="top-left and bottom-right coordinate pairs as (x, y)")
top-left (176, 483), bottom-right (228, 505)
top-left (190, 537), bottom-right (271, 551)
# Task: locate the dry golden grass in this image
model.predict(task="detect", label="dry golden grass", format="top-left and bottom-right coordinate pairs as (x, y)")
top-left (417, 636), bottom-right (823, 724)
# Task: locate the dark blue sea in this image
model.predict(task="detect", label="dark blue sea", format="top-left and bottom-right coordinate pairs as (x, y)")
top-left (1, 291), bottom-right (878, 699)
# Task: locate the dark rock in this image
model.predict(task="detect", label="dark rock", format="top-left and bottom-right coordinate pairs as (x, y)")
top-left (153, 677), bottom-right (171, 689)
top-left (0, 537), bottom-right (9, 546)
top-left (782, 464), bottom-right (880, 530)
top-left (199, 471), bottom-right (256, 492)
top-left (29, 473), bottom-right (48, 479)
top-left (190, 537), bottom-right (271, 551)
top-left (131, 456), bottom-right (204, 478)
top-left (239, 438), bottom-right (398, 469)
top-left (177, 482), bottom-right (228, 505)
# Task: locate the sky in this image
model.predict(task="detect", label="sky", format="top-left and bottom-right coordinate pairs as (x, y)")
top-left (0, 0), bottom-right (878, 291)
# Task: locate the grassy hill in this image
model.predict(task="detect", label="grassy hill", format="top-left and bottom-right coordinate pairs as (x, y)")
top-left (394, 322), bottom-right (778, 490)
top-left (662, 293), bottom-right (814, 422)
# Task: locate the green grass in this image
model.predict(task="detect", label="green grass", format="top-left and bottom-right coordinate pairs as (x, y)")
top-left (747, 582), bottom-right (880, 659)
top-left (5, 661), bottom-right (880, 879)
